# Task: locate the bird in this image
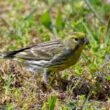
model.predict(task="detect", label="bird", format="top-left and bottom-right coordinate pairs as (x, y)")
top-left (0, 32), bottom-right (89, 84)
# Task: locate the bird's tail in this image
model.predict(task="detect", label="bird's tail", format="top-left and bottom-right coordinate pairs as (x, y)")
top-left (0, 46), bottom-right (33, 59)
top-left (0, 53), bottom-right (6, 59)
top-left (0, 51), bottom-right (16, 59)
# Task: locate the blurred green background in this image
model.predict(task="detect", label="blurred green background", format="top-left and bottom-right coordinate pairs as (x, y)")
top-left (0, 0), bottom-right (110, 109)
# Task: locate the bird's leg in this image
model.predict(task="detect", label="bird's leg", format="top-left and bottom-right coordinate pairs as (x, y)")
top-left (42, 69), bottom-right (56, 92)
top-left (43, 69), bottom-right (50, 85)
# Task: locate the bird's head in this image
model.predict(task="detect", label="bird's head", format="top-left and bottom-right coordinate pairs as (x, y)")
top-left (64, 32), bottom-right (89, 50)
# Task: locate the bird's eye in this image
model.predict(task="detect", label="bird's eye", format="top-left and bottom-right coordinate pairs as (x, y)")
top-left (74, 38), bottom-right (79, 42)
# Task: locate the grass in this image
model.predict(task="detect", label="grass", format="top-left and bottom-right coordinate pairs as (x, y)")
top-left (0, 0), bottom-right (110, 109)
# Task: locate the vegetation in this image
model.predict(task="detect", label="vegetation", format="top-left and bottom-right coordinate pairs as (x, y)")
top-left (0, 0), bottom-right (110, 109)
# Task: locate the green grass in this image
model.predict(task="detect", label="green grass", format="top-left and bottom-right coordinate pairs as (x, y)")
top-left (0, 0), bottom-right (110, 109)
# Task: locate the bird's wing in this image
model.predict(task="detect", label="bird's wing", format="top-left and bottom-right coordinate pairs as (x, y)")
top-left (4, 40), bottom-right (65, 61)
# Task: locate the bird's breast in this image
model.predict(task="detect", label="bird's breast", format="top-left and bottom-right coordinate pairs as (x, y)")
top-left (49, 48), bottom-right (82, 72)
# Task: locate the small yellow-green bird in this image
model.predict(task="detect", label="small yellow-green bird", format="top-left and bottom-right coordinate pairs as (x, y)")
top-left (0, 32), bottom-right (89, 84)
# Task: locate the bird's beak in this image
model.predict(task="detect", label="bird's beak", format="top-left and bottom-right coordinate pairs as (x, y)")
top-left (84, 38), bottom-right (89, 44)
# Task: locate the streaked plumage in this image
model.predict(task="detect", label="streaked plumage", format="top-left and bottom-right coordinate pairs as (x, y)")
top-left (1, 32), bottom-right (89, 84)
